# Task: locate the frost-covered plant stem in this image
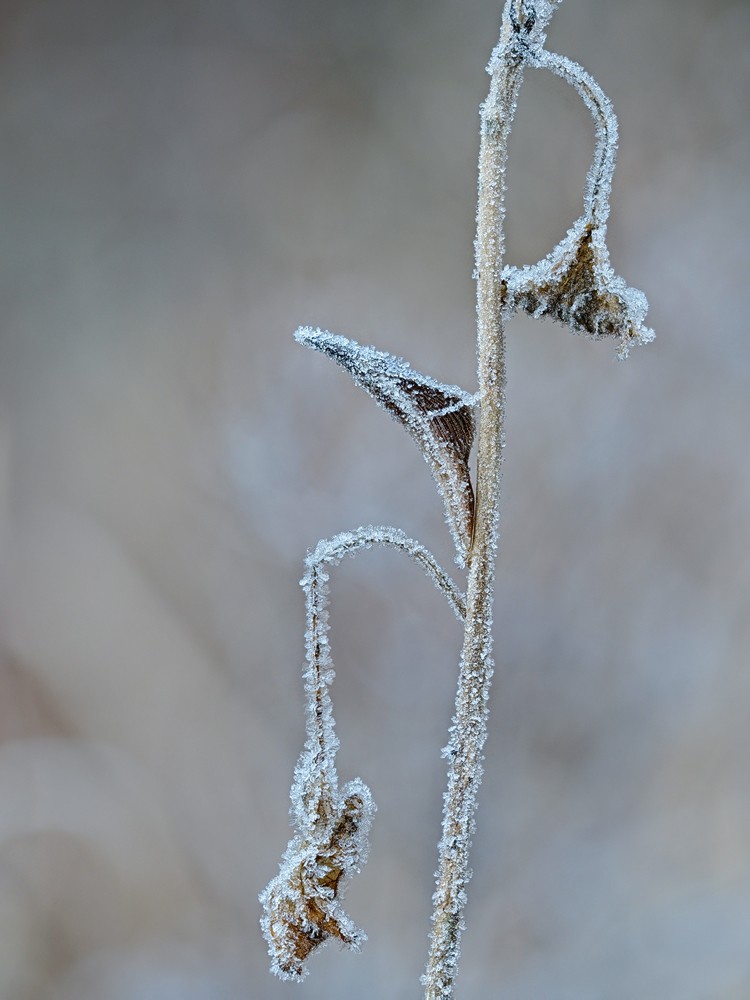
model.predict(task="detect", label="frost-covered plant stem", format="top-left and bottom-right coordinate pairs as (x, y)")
top-left (423, 4), bottom-right (553, 994)
top-left (261, 0), bottom-right (653, 993)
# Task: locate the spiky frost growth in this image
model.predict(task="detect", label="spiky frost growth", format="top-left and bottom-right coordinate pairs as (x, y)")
top-left (500, 47), bottom-right (654, 358)
top-left (260, 527), bottom-right (465, 980)
top-left (295, 328), bottom-right (477, 566)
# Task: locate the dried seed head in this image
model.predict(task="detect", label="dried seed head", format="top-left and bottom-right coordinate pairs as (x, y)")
top-left (500, 48), bottom-right (654, 358)
top-left (502, 218), bottom-right (653, 358)
top-left (260, 780), bottom-right (375, 981)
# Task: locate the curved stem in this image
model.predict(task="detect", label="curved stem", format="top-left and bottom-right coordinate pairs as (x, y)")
top-left (295, 525), bottom-right (466, 830)
top-left (305, 526), bottom-right (466, 622)
top-left (536, 49), bottom-right (617, 226)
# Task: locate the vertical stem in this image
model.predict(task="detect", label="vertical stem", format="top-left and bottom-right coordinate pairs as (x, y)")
top-left (423, 3), bottom-right (558, 996)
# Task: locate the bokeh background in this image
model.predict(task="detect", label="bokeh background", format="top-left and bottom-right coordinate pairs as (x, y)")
top-left (0, 0), bottom-right (748, 996)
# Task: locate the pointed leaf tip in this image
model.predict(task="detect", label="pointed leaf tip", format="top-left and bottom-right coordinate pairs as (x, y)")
top-left (295, 328), bottom-right (477, 565)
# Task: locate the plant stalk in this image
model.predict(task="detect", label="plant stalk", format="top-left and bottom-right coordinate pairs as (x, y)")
top-left (423, 3), bottom-right (558, 996)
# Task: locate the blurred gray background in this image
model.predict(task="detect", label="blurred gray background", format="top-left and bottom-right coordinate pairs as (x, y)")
top-left (0, 0), bottom-right (748, 996)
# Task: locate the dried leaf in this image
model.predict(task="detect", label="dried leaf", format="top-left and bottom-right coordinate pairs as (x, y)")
top-left (259, 780), bottom-right (374, 981)
top-left (500, 49), bottom-right (654, 358)
top-left (259, 526), bottom-right (465, 980)
top-left (295, 328), bottom-right (477, 565)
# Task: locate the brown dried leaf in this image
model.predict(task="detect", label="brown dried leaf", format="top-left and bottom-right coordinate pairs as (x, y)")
top-left (500, 48), bottom-right (654, 358)
top-left (295, 328), bottom-right (477, 565)
top-left (502, 220), bottom-right (653, 356)
top-left (260, 785), bottom-right (372, 981)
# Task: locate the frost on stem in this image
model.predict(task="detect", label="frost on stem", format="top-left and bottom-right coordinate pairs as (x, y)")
top-left (265, 1), bottom-right (654, 995)
top-left (260, 527), bottom-right (465, 980)
top-left (500, 43), bottom-right (655, 358)
top-left (295, 328), bottom-right (478, 566)
top-left (426, 2), bottom-right (654, 997)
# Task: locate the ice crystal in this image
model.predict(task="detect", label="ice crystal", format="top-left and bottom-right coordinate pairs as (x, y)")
top-left (295, 328), bottom-right (478, 566)
top-left (260, 527), bottom-right (465, 980)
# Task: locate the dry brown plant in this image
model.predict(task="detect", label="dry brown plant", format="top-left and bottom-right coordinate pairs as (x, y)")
top-left (261, 1), bottom-right (653, 995)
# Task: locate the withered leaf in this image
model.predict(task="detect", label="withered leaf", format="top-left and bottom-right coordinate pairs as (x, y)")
top-left (501, 219), bottom-right (653, 357)
top-left (501, 48), bottom-right (654, 358)
top-left (260, 784), bottom-right (372, 981)
top-left (295, 328), bottom-right (477, 565)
